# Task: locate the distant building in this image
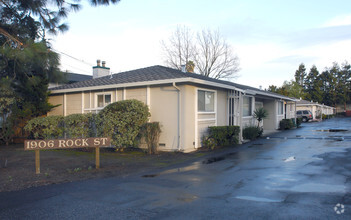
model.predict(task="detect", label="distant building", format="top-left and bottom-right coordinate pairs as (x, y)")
top-left (296, 99), bottom-right (334, 119)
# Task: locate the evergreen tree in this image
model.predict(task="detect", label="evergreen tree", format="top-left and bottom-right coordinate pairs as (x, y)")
top-left (267, 85), bottom-right (278, 93)
top-left (304, 65), bottom-right (323, 103)
top-left (294, 63), bottom-right (306, 87)
top-left (0, 0), bottom-right (120, 141)
top-left (0, 0), bottom-right (120, 41)
top-left (336, 62), bottom-right (351, 110)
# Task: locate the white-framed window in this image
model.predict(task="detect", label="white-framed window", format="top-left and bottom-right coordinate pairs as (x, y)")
top-left (198, 90), bottom-right (215, 112)
top-left (96, 93), bottom-right (112, 108)
top-left (278, 101), bottom-right (284, 115)
top-left (243, 96), bottom-right (253, 117)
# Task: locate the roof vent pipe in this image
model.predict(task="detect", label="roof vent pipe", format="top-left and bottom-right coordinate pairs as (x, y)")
top-left (181, 65), bottom-right (186, 73)
top-left (259, 85), bottom-right (262, 90)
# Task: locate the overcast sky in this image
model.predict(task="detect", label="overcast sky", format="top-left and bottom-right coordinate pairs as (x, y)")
top-left (51, 0), bottom-right (351, 89)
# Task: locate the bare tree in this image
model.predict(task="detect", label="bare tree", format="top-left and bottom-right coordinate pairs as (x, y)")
top-left (195, 29), bottom-right (240, 79)
top-left (161, 26), bottom-right (195, 70)
top-left (161, 26), bottom-right (240, 80)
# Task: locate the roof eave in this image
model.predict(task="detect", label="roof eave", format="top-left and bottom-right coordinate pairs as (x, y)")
top-left (50, 77), bottom-right (245, 94)
top-left (246, 89), bottom-right (295, 101)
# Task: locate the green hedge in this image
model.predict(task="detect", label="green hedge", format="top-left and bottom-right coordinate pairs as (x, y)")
top-left (243, 126), bottom-right (263, 140)
top-left (24, 115), bottom-right (64, 139)
top-left (322, 114), bottom-right (334, 120)
top-left (140, 122), bottom-right (161, 154)
top-left (296, 118), bottom-right (302, 127)
top-left (96, 99), bottom-right (150, 148)
top-left (25, 100), bottom-right (151, 149)
top-left (279, 119), bottom-right (294, 130)
top-left (205, 126), bottom-right (240, 147)
top-left (64, 113), bottom-right (94, 138)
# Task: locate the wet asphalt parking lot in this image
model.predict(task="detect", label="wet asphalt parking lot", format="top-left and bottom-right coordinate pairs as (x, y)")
top-left (1, 117), bottom-right (351, 219)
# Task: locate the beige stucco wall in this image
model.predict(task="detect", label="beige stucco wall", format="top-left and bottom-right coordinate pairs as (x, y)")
top-left (150, 86), bottom-right (179, 151)
top-left (66, 93), bottom-right (82, 115)
top-left (117, 89), bottom-right (123, 102)
top-left (262, 99), bottom-right (276, 130)
top-left (217, 89), bottom-right (227, 126)
top-left (149, 84), bottom-right (196, 152)
top-left (286, 102), bottom-right (296, 119)
top-left (47, 95), bottom-right (64, 116)
top-left (276, 101), bottom-right (285, 129)
top-left (84, 92), bottom-right (90, 110)
top-left (126, 87), bottom-right (147, 104)
top-left (296, 105), bottom-right (313, 112)
top-left (180, 85), bottom-right (196, 152)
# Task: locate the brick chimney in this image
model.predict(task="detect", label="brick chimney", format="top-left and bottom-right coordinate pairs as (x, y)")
top-left (93, 59), bottom-right (110, 78)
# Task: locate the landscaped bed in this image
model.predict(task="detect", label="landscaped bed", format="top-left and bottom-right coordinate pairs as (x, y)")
top-left (0, 144), bottom-right (211, 192)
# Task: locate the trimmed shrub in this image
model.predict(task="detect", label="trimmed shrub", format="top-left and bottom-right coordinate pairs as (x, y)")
top-left (207, 126), bottom-right (240, 147)
top-left (64, 113), bottom-right (94, 138)
top-left (296, 118), bottom-right (302, 127)
top-left (322, 114), bottom-right (335, 120)
top-left (201, 136), bottom-right (216, 150)
top-left (96, 99), bottom-right (150, 148)
top-left (279, 119), bottom-right (294, 130)
top-left (243, 126), bottom-right (263, 140)
top-left (140, 122), bottom-right (161, 154)
top-left (24, 115), bottom-right (64, 139)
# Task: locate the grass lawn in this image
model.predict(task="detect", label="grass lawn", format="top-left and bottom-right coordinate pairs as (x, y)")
top-left (0, 144), bottom-right (213, 192)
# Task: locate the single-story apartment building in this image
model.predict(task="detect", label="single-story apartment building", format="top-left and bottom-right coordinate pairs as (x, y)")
top-left (48, 63), bottom-right (296, 152)
top-left (296, 99), bottom-right (335, 120)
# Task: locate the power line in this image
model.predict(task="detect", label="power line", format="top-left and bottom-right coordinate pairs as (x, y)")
top-left (52, 48), bottom-right (94, 67)
top-left (61, 63), bottom-right (92, 75)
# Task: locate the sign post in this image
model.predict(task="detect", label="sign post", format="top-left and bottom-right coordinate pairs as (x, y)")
top-left (35, 150), bottom-right (40, 174)
top-left (24, 137), bottom-right (111, 174)
top-left (95, 147), bottom-right (100, 169)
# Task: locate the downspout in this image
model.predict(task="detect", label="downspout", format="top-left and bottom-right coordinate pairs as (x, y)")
top-left (172, 82), bottom-right (181, 151)
top-left (239, 92), bottom-right (243, 143)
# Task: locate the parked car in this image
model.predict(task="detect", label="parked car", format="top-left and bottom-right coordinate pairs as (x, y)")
top-left (296, 110), bottom-right (313, 122)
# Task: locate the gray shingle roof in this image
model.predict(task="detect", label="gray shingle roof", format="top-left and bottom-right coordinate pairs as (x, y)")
top-left (51, 65), bottom-right (292, 100)
top-left (296, 99), bottom-right (319, 105)
top-left (66, 73), bottom-right (92, 83)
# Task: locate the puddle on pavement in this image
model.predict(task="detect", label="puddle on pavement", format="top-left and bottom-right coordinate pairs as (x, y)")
top-left (202, 152), bottom-right (238, 164)
top-left (289, 183), bottom-right (345, 193)
top-left (235, 196), bottom-right (283, 203)
top-left (203, 156), bottom-right (226, 164)
top-left (142, 174), bottom-right (159, 178)
top-left (248, 143), bottom-right (264, 148)
top-left (315, 129), bottom-right (348, 132)
top-left (142, 162), bottom-right (201, 178)
top-left (177, 195), bottom-right (198, 202)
